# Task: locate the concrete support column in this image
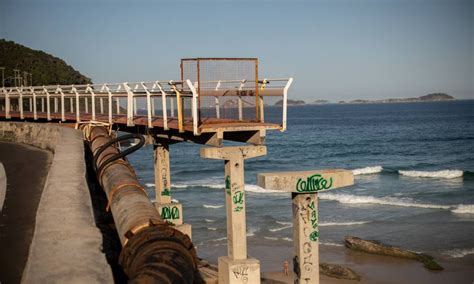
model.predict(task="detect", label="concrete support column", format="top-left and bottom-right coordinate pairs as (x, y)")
top-left (201, 145), bottom-right (267, 284)
top-left (153, 140), bottom-right (192, 238)
top-left (292, 193), bottom-right (319, 284)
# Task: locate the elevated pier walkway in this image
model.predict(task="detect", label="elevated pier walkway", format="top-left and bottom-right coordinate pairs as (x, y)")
top-left (1, 58), bottom-right (293, 146)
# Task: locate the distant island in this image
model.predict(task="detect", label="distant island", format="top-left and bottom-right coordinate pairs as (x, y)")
top-left (340, 93), bottom-right (455, 104)
top-left (274, 93), bottom-right (455, 106)
top-left (275, 99), bottom-right (306, 106)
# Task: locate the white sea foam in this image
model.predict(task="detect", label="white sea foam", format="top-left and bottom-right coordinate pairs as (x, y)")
top-left (319, 193), bottom-right (451, 210)
top-left (320, 242), bottom-right (344, 247)
top-left (205, 219), bottom-right (216, 223)
top-left (319, 221), bottom-right (370, 226)
top-left (145, 183), bottom-right (155, 188)
top-left (203, 204), bottom-right (224, 209)
top-left (269, 225), bottom-right (293, 232)
top-left (209, 237), bottom-right (227, 242)
top-left (352, 166), bottom-right (383, 175)
top-left (172, 198), bottom-right (179, 203)
top-left (264, 236), bottom-right (279, 241)
top-left (399, 170), bottom-right (463, 179)
top-left (443, 248), bottom-right (474, 258)
top-left (451, 204), bottom-right (474, 214)
top-left (208, 227), bottom-right (217, 231)
top-left (276, 221), bottom-right (292, 226)
top-left (281, 237), bottom-right (293, 242)
top-left (245, 184), bottom-right (288, 194)
top-left (247, 227), bottom-right (257, 237)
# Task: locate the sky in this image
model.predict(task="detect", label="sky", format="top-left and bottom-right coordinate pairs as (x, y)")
top-left (1, 0), bottom-right (473, 101)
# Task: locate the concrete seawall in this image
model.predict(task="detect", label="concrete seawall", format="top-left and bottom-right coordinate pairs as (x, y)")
top-left (0, 122), bottom-right (113, 283)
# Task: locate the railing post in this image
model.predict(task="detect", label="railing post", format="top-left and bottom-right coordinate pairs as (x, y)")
top-left (124, 83), bottom-right (135, 126)
top-left (31, 87), bottom-right (37, 120)
top-left (87, 84), bottom-right (96, 121)
top-left (29, 97), bottom-right (32, 112)
top-left (72, 86), bottom-right (80, 122)
top-left (54, 96), bottom-right (58, 113)
top-left (18, 87), bottom-right (24, 119)
top-left (282, 77), bottom-right (293, 131)
top-left (70, 97), bottom-right (74, 113)
top-left (116, 98), bottom-right (120, 115)
top-left (100, 97), bottom-right (104, 114)
top-left (238, 80), bottom-right (246, 121)
top-left (103, 84), bottom-right (113, 124)
top-left (140, 82), bottom-right (153, 128)
top-left (43, 86), bottom-right (51, 121)
top-left (5, 89), bottom-right (10, 119)
top-left (170, 82), bottom-right (183, 133)
top-left (41, 97), bottom-right (45, 113)
top-left (156, 82), bottom-right (168, 130)
top-left (215, 80), bottom-right (221, 119)
top-left (57, 85), bottom-right (65, 121)
top-left (259, 78), bottom-right (267, 123)
top-left (186, 80), bottom-right (198, 136)
top-left (85, 97), bottom-right (89, 114)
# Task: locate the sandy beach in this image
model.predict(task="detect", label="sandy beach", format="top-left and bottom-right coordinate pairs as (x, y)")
top-left (260, 244), bottom-right (474, 284)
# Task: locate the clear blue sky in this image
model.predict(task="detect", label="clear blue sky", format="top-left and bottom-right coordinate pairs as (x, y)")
top-left (1, 0), bottom-right (473, 101)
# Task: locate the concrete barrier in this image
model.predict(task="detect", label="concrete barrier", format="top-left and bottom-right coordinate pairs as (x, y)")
top-left (0, 122), bottom-right (113, 283)
top-left (0, 163), bottom-right (5, 212)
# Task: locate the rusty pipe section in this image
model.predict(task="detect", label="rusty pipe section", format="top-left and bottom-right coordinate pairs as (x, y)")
top-left (85, 125), bottom-right (200, 283)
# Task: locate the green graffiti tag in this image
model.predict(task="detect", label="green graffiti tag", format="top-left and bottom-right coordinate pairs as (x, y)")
top-left (161, 206), bottom-right (180, 220)
top-left (225, 176), bottom-right (231, 195)
top-left (308, 200), bottom-right (318, 241)
top-left (309, 231), bottom-right (319, 242)
top-left (161, 188), bottom-right (170, 196)
top-left (296, 174), bottom-right (333, 193)
top-left (233, 191), bottom-right (244, 212)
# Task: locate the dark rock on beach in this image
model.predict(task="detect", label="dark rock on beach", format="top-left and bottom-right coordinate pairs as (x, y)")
top-left (345, 236), bottom-right (443, 271)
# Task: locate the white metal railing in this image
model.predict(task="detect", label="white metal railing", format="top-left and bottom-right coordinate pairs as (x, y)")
top-left (0, 77), bottom-right (293, 134)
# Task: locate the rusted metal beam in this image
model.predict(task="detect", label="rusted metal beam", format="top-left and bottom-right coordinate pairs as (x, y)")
top-left (85, 125), bottom-right (201, 283)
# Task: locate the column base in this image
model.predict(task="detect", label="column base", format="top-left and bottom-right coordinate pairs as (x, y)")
top-left (218, 256), bottom-right (260, 284)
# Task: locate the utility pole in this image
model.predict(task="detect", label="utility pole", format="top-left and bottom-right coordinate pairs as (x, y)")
top-left (13, 69), bottom-right (18, 87)
top-left (23, 71), bottom-right (28, 87)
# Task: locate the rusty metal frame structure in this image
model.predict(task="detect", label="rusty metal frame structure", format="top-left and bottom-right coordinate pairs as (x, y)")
top-left (180, 58), bottom-right (261, 123)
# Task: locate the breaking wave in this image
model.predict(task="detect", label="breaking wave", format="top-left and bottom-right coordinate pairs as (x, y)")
top-left (443, 248), bottom-right (474, 258)
top-left (319, 221), bottom-right (370, 226)
top-left (205, 219), bottom-right (216, 223)
top-left (320, 242), bottom-right (344, 247)
top-left (203, 204), bottom-right (224, 209)
top-left (451, 204), bottom-right (474, 214)
top-left (269, 224), bottom-right (292, 232)
top-left (399, 170), bottom-right (463, 179)
top-left (352, 166), bottom-right (383, 175)
top-left (320, 193), bottom-right (473, 214)
top-left (320, 193), bottom-right (451, 209)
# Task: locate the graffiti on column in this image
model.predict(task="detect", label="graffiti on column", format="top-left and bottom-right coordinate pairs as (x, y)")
top-left (296, 174), bottom-right (333, 193)
top-left (232, 190), bottom-right (244, 212)
top-left (232, 264), bottom-right (249, 283)
top-left (225, 175), bottom-right (231, 195)
top-left (160, 205), bottom-right (180, 221)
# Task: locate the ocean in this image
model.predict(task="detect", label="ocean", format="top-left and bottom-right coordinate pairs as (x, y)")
top-left (127, 100), bottom-right (474, 270)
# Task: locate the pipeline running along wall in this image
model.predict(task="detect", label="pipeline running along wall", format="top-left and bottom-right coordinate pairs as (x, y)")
top-left (84, 125), bottom-right (201, 283)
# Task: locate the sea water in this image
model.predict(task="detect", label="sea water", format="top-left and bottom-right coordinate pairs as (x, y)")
top-left (127, 100), bottom-right (474, 268)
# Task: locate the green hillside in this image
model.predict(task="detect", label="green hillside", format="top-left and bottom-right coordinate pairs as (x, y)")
top-left (0, 39), bottom-right (92, 87)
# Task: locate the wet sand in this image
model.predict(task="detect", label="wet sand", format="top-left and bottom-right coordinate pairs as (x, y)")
top-left (259, 245), bottom-right (474, 283)
top-left (0, 141), bottom-right (52, 284)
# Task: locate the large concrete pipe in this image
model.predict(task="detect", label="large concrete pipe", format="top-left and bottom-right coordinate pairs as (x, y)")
top-left (85, 125), bottom-right (200, 283)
